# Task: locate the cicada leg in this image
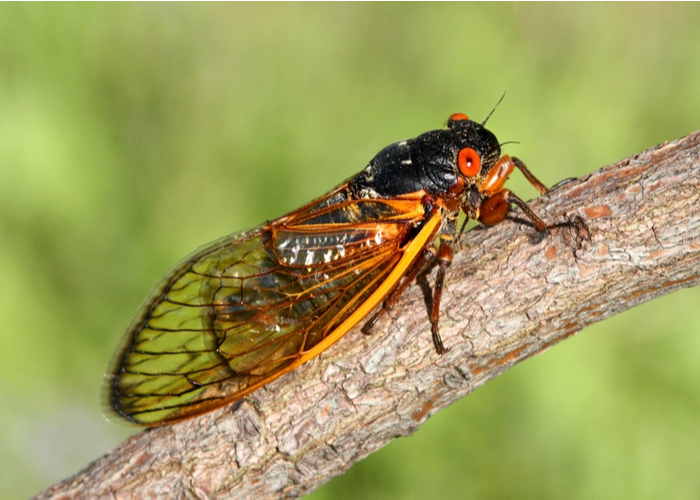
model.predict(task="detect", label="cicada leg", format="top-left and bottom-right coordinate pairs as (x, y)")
top-left (361, 240), bottom-right (453, 355)
top-left (361, 245), bottom-right (437, 335)
top-left (511, 156), bottom-right (548, 195)
top-left (428, 241), bottom-right (453, 355)
top-left (500, 157), bottom-right (588, 232)
top-left (477, 156), bottom-right (548, 231)
top-left (479, 189), bottom-right (548, 232)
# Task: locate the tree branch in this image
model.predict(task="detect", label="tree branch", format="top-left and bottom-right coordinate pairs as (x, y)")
top-left (37, 132), bottom-right (700, 499)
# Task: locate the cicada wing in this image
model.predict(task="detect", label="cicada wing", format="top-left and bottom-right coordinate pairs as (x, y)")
top-left (104, 192), bottom-right (426, 426)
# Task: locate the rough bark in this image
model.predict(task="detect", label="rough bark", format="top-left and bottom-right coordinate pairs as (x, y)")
top-left (36, 131), bottom-right (700, 499)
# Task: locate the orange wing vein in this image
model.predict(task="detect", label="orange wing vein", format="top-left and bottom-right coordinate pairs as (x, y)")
top-left (103, 185), bottom-right (440, 425)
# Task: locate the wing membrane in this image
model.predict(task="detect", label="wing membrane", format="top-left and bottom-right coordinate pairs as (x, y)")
top-left (104, 186), bottom-right (432, 425)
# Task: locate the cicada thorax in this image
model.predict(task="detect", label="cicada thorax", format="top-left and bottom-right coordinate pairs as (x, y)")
top-left (105, 112), bottom-right (555, 426)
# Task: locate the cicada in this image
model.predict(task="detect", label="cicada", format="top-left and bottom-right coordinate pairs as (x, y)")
top-left (104, 111), bottom-right (554, 426)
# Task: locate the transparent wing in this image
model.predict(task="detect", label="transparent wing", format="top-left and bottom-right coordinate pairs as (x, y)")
top-left (104, 187), bottom-right (429, 425)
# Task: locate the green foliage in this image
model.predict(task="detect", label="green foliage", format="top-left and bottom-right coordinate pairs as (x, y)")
top-left (0, 4), bottom-right (698, 498)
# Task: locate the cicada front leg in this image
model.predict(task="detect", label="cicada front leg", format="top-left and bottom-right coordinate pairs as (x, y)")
top-left (479, 189), bottom-right (548, 232)
top-left (478, 155), bottom-right (551, 232)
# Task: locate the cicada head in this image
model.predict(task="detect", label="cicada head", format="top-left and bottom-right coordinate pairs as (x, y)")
top-left (447, 113), bottom-right (502, 190)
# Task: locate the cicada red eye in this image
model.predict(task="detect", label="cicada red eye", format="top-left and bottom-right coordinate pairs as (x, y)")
top-left (458, 147), bottom-right (481, 177)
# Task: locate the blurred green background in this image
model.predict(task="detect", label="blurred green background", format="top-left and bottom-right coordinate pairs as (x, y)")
top-left (1, 4), bottom-right (699, 499)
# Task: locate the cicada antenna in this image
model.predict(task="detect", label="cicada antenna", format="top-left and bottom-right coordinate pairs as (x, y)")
top-left (482, 92), bottom-right (507, 126)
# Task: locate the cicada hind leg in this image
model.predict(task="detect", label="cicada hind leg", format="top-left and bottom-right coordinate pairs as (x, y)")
top-left (427, 241), bottom-right (453, 354)
top-left (361, 233), bottom-right (458, 355)
top-left (361, 245), bottom-right (437, 334)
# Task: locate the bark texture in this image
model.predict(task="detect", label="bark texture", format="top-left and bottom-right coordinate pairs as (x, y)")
top-left (37, 132), bottom-right (700, 499)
